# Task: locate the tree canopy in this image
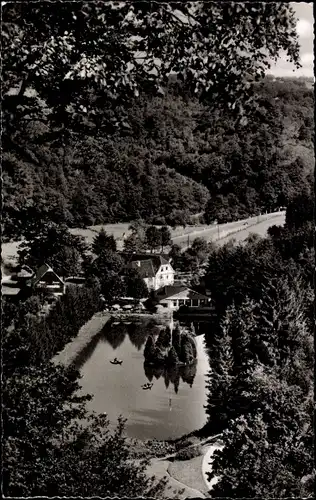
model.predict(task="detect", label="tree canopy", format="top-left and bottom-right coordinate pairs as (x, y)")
top-left (17, 222), bottom-right (88, 276)
top-left (3, 2), bottom-right (300, 136)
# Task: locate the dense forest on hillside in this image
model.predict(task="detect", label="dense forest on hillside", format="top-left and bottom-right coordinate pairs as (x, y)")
top-left (3, 76), bottom-right (314, 239)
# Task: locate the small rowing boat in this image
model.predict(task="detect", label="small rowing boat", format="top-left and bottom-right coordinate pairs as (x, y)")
top-left (110, 359), bottom-right (123, 365)
top-left (142, 383), bottom-right (153, 390)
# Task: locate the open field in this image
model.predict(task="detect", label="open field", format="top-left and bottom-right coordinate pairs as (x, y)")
top-left (145, 456), bottom-right (206, 499)
top-left (168, 450), bottom-right (210, 494)
top-left (69, 211), bottom-right (285, 250)
top-left (69, 222), bottom-right (214, 250)
top-left (1, 212), bottom-right (285, 272)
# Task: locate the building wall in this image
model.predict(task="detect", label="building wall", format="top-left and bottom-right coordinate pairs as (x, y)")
top-left (155, 264), bottom-right (175, 290)
top-left (143, 264), bottom-right (175, 291)
top-left (144, 277), bottom-right (155, 291)
top-left (160, 295), bottom-right (211, 310)
top-left (34, 272), bottom-right (65, 296)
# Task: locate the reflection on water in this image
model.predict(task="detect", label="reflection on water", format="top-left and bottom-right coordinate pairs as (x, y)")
top-left (75, 317), bottom-right (209, 440)
top-left (144, 361), bottom-right (197, 393)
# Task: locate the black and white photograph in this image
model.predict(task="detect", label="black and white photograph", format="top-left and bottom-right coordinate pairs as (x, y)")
top-left (1, 1), bottom-right (314, 498)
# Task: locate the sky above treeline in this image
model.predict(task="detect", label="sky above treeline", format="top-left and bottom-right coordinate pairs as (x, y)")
top-left (268, 2), bottom-right (314, 77)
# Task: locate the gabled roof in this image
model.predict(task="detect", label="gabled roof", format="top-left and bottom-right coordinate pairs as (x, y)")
top-left (155, 285), bottom-right (210, 301)
top-left (31, 263), bottom-right (63, 286)
top-left (120, 252), bottom-right (171, 274)
top-left (126, 259), bottom-right (156, 278)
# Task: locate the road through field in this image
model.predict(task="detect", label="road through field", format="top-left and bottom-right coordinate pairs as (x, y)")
top-left (172, 212), bottom-right (285, 250)
top-left (1, 212), bottom-right (285, 272)
top-left (217, 213), bottom-right (285, 246)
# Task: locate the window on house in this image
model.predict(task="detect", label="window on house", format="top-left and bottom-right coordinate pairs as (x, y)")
top-left (185, 299), bottom-right (191, 306)
top-left (192, 299), bottom-right (199, 306)
top-left (173, 300), bottom-right (178, 307)
top-left (179, 299), bottom-right (184, 306)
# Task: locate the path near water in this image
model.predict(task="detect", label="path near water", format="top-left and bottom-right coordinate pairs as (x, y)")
top-left (52, 313), bottom-right (111, 367)
top-left (202, 441), bottom-right (225, 491)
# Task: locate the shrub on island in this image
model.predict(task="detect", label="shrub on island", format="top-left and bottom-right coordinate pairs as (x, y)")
top-left (143, 326), bottom-right (197, 367)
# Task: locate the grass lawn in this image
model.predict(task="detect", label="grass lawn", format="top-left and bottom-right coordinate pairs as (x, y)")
top-left (168, 445), bottom-right (210, 494)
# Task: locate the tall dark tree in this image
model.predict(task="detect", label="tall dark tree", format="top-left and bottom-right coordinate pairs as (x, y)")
top-left (92, 228), bottom-right (117, 256)
top-left (145, 226), bottom-right (161, 253)
top-left (143, 335), bottom-right (156, 362)
top-left (123, 233), bottom-right (144, 254)
top-left (166, 346), bottom-right (179, 366)
top-left (180, 335), bottom-right (195, 365)
top-left (172, 325), bottom-right (182, 358)
top-left (160, 226), bottom-right (172, 252)
top-left (209, 379), bottom-right (314, 499)
top-left (125, 268), bottom-right (148, 300)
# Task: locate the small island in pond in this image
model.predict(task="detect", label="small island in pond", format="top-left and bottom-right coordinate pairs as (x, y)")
top-left (143, 324), bottom-right (197, 366)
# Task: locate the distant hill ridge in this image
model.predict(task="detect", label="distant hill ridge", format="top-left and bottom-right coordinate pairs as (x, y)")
top-left (2, 76), bottom-right (314, 238)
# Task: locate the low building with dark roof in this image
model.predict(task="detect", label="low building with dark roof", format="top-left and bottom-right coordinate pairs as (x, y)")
top-left (1, 276), bottom-right (31, 302)
top-left (2, 283), bottom-right (23, 301)
top-left (154, 285), bottom-right (211, 310)
top-left (121, 252), bottom-right (175, 291)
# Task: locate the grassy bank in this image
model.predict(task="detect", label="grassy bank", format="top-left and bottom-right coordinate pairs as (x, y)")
top-left (52, 312), bottom-right (111, 368)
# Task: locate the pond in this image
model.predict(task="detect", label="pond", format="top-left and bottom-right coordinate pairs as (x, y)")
top-left (74, 318), bottom-right (210, 441)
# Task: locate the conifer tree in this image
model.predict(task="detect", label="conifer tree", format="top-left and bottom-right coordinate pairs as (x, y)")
top-left (92, 228), bottom-right (117, 255)
top-left (172, 325), bottom-right (182, 357)
top-left (143, 336), bottom-right (155, 362)
top-left (180, 335), bottom-right (194, 364)
top-left (167, 346), bottom-right (179, 366)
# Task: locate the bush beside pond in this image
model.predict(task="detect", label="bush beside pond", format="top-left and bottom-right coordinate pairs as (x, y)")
top-left (174, 445), bottom-right (203, 461)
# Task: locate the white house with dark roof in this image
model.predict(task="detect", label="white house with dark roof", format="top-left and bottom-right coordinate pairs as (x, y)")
top-left (121, 253), bottom-right (175, 291)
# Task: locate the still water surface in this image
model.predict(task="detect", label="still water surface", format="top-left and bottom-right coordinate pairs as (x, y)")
top-left (75, 319), bottom-right (210, 440)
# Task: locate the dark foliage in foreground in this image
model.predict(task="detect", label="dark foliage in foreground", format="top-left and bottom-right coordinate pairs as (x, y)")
top-left (2, 283), bottom-right (166, 497)
top-left (202, 196), bottom-right (314, 498)
top-left (3, 284), bottom-right (101, 372)
top-left (3, 359), bottom-right (166, 497)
